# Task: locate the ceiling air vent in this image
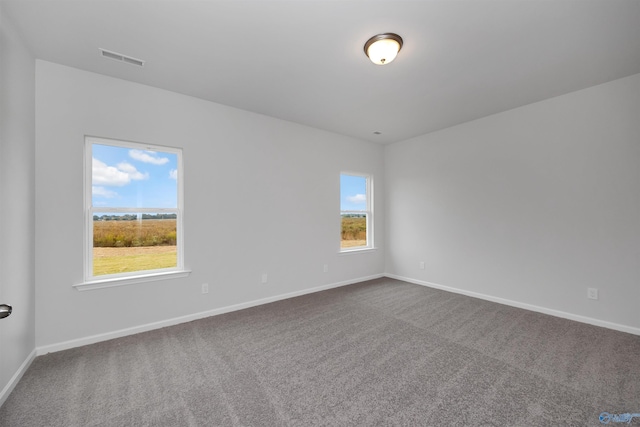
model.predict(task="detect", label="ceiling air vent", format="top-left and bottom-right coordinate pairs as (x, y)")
top-left (99, 48), bottom-right (145, 67)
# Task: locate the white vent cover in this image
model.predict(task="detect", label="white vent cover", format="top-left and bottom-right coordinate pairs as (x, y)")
top-left (99, 48), bottom-right (145, 67)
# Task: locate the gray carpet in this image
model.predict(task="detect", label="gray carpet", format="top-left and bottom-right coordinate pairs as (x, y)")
top-left (1, 278), bottom-right (638, 426)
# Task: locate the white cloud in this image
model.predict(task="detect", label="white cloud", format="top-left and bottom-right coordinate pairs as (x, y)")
top-left (129, 149), bottom-right (169, 165)
top-left (116, 162), bottom-right (149, 181)
top-left (346, 194), bottom-right (366, 204)
top-left (92, 158), bottom-right (148, 186)
top-left (92, 186), bottom-right (118, 198)
top-left (93, 158), bottom-right (131, 186)
top-left (169, 169), bottom-right (178, 180)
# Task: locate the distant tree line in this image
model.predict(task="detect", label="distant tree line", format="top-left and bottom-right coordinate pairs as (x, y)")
top-left (93, 213), bottom-right (177, 221)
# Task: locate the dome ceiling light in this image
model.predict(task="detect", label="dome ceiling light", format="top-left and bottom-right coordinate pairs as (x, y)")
top-left (363, 33), bottom-right (403, 65)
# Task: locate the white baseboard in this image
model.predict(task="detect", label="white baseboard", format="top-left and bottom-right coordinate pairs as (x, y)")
top-left (0, 348), bottom-right (37, 408)
top-left (37, 274), bottom-right (384, 355)
top-left (385, 273), bottom-right (640, 336)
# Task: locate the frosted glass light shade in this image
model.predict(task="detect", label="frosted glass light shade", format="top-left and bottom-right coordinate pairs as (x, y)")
top-left (364, 33), bottom-right (403, 65)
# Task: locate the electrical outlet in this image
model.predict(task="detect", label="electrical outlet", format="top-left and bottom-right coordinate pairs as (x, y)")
top-left (587, 288), bottom-right (598, 300)
top-left (261, 273), bottom-right (268, 284)
top-left (419, 261), bottom-right (425, 270)
top-left (201, 283), bottom-right (209, 294)
top-left (323, 264), bottom-right (328, 273)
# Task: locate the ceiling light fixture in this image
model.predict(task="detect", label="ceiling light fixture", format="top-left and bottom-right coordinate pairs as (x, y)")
top-left (364, 33), bottom-right (403, 65)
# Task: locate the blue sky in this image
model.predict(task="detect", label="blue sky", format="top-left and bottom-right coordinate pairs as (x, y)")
top-left (92, 144), bottom-right (178, 209)
top-left (340, 174), bottom-right (367, 211)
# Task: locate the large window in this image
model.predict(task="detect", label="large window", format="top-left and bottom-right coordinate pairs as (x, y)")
top-left (84, 136), bottom-right (184, 284)
top-left (340, 173), bottom-right (373, 251)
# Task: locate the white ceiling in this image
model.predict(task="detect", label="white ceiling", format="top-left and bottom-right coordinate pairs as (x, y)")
top-left (4, 0), bottom-right (640, 144)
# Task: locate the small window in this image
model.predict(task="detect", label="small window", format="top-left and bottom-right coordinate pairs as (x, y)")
top-left (340, 173), bottom-right (373, 251)
top-left (85, 136), bottom-right (184, 282)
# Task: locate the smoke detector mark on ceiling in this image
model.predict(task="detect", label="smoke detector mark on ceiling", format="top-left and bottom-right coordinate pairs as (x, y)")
top-left (99, 48), bottom-right (145, 67)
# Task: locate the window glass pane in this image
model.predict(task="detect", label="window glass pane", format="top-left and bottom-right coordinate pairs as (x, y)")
top-left (341, 213), bottom-right (367, 249)
top-left (340, 174), bottom-right (367, 211)
top-left (340, 173), bottom-right (369, 249)
top-left (92, 213), bottom-right (177, 276)
top-left (92, 143), bottom-right (178, 208)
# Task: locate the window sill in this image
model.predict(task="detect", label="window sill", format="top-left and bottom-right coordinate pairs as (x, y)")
top-left (74, 270), bottom-right (191, 291)
top-left (338, 247), bottom-right (378, 255)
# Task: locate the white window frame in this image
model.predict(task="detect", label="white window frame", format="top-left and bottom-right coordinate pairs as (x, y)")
top-left (76, 136), bottom-right (189, 291)
top-left (340, 172), bottom-right (374, 253)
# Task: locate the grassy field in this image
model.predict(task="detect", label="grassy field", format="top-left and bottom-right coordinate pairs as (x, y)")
top-left (341, 216), bottom-right (367, 249)
top-left (93, 246), bottom-right (176, 276)
top-left (93, 219), bottom-right (176, 247)
top-left (341, 239), bottom-right (367, 248)
top-left (93, 219), bottom-right (177, 275)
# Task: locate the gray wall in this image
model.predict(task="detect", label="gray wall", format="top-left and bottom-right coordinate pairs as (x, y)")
top-left (35, 60), bottom-right (385, 349)
top-left (385, 73), bottom-right (640, 331)
top-left (0, 5), bottom-right (36, 404)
